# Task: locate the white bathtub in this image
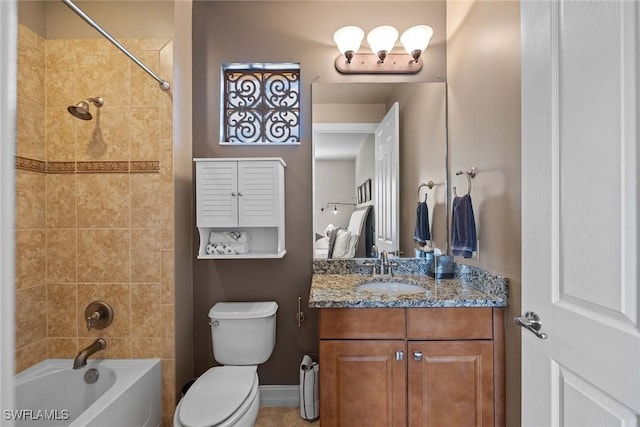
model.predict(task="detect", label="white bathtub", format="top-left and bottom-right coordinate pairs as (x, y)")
top-left (12, 359), bottom-right (161, 427)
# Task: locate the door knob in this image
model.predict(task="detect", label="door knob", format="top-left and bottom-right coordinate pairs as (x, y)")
top-left (514, 311), bottom-right (548, 339)
top-left (395, 351), bottom-right (404, 361)
top-left (413, 351), bottom-right (423, 361)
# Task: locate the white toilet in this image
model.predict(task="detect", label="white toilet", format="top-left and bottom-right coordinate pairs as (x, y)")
top-left (174, 301), bottom-right (278, 427)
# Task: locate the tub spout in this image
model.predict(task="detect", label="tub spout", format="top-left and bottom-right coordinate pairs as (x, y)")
top-left (73, 338), bottom-right (106, 369)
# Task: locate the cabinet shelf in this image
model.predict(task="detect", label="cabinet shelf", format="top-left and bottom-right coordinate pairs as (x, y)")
top-left (197, 250), bottom-right (287, 260)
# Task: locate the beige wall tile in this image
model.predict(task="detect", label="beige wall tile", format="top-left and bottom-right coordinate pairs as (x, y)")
top-left (16, 97), bottom-right (45, 160)
top-left (77, 174), bottom-right (129, 228)
top-left (162, 414), bottom-right (174, 427)
top-left (75, 106), bottom-right (130, 161)
top-left (162, 359), bottom-right (176, 414)
top-left (47, 284), bottom-right (77, 337)
top-left (130, 106), bottom-right (160, 160)
top-left (159, 96), bottom-right (173, 141)
top-left (15, 229), bottom-right (46, 290)
top-left (77, 52), bottom-right (130, 106)
top-left (15, 285), bottom-right (47, 349)
top-left (77, 283), bottom-right (130, 338)
top-left (77, 229), bottom-right (130, 283)
top-left (131, 38), bottom-right (171, 52)
top-left (16, 170), bottom-right (46, 230)
top-left (163, 335), bottom-right (175, 361)
top-left (160, 194), bottom-right (174, 250)
top-left (131, 173), bottom-right (161, 228)
top-left (162, 304), bottom-right (174, 343)
top-left (45, 39), bottom-right (68, 53)
top-left (46, 229), bottom-right (77, 283)
top-left (46, 52), bottom-right (77, 108)
top-left (17, 29), bottom-right (45, 105)
top-left (159, 138), bottom-right (173, 195)
top-left (18, 24), bottom-right (35, 48)
top-left (46, 174), bottom-right (76, 228)
top-left (131, 283), bottom-right (161, 337)
top-left (131, 51), bottom-right (160, 107)
top-left (46, 107), bottom-right (76, 162)
top-left (48, 338), bottom-right (79, 359)
top-left (161, 250), bottom-right (174, 305)
top-left (132, 337), bottom-right (163, 359)
top-left (131, 229), bottom-right (161, 283)
top-left (67, 39), bottom-right (118, 54)
top-left (16, 339), bottom-right (47, 373)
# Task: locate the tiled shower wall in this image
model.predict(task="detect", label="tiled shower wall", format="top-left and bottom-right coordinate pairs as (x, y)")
top-left (15, 24), bottom-right (176, 424)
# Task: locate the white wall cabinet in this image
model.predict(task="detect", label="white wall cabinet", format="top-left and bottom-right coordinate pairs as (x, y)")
top-left (195, 158), bottom-right (286, 259)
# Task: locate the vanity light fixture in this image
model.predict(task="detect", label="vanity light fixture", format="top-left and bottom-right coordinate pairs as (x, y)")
top-left (333, 24), bottom-right (433, 74)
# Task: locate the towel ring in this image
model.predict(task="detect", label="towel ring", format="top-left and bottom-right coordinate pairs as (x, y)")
top-left (453, 167), bottom-right (476, 197)
top-left (417, 181), bottom-right (435, 202)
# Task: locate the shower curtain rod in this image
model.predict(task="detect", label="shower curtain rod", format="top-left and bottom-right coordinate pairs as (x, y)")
top-left (60, 0), bottom-right (171, 92)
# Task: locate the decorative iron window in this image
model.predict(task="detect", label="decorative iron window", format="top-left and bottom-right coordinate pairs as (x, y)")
top-left (221, 63), bottom-right (300, 145)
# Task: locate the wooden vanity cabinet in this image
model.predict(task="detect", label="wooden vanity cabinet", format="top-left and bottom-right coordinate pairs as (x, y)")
top-left (319, 307), bottom-right (505, 427)
top-left (319, 308), bottom-right (407, 427)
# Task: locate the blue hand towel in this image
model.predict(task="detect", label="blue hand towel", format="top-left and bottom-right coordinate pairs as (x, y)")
top-left (451, 194), bottom-right (477, 258)
top-left (413, 199), bottom-right (431, 244)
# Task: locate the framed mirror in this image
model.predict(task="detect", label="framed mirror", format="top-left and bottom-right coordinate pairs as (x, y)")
top-left (312, 82), bottom-right (447, 259)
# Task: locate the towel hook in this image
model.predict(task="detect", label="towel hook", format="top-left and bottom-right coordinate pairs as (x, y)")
top-left (453, 167), bottom-right (476, 197)
top-left (417, 181), bottom-right (435, 202)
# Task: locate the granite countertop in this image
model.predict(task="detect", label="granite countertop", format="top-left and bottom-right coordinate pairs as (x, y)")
top-left (309, 260), bottom-right (509, 309)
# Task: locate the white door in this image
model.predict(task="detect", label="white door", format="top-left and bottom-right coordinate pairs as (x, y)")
top-left (521, 1), bottom-right (639, 425)
top-left (374, 102), bottom-right (399, 253)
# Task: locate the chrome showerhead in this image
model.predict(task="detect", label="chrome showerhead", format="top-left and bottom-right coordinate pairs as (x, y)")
top-left (67, 97), bottom-right (104, 120)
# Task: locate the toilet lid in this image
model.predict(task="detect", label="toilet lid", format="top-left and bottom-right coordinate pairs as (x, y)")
top-left (179, 366), bottom-right (257, 427)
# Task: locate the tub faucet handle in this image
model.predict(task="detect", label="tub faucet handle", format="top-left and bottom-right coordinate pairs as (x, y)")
top-left (84, 301), bottom-right (114, 331)
top-left (87, 311), bottom-right (101, 330)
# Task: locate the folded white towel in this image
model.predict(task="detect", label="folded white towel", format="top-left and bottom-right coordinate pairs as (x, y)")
top-left (209, 231), bottom-right (248, 244)
top-left (206, 242), bottom-right (250, 255)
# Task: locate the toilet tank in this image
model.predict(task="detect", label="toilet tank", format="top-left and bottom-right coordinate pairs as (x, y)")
top-left (208, 301), bottom-right (278, 365)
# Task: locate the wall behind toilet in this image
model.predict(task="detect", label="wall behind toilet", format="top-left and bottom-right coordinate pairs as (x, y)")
top-left (191, 1), bottom-right (447, 384)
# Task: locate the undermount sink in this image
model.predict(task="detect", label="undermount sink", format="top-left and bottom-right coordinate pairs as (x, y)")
top-left (356, 281), bottom-right (427, 295)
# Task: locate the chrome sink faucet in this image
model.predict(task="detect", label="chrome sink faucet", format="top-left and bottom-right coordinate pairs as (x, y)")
top-left (379, 250), bottom-right (389, 275)
top-left (73, 338), bottom-right (106, 370)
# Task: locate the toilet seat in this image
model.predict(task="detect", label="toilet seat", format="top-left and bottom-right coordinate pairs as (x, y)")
top-left (177, 366), bottom-right (258, 427)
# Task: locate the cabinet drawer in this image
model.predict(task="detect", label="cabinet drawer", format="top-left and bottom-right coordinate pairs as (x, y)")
top-left (407, 307), bottom-right (493, 340)
top-left (319, 308), bottom-right (405, 339)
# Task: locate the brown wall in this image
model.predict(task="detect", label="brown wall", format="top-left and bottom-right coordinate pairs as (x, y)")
top-left (446, 0), bottom-right (521, 425)
top-left (191, 1), bottom-right (447, 384)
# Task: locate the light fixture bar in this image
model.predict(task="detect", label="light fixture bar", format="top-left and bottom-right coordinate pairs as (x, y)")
top-left (334, 53), bottom-right (423, 74)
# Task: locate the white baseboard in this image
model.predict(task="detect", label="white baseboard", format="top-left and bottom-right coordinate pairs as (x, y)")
top-left (259, 385), bottom-right (300, 407)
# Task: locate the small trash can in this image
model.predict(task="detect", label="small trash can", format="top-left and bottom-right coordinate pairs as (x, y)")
top-left (299, 354), bottom-right (319, 421)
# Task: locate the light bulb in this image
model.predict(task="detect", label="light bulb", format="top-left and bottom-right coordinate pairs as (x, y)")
top-left (400, 25), bottom-right (433, 63)
top-left (366, 25), bottom-right (398, 63)
top-left (333, 26), bottom-right (365, 64)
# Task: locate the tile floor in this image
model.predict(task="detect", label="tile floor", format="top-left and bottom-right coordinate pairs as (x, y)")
top-left (255, 407), bottom-right (320, 426)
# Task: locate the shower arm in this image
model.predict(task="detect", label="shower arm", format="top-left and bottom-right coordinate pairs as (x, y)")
top-left (60, 0), bottom-right (171, 92)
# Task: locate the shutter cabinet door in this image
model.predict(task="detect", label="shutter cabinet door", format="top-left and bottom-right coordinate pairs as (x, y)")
top-left (196, 161), bottom-right (238, 227)
top-left (237, 161), bottom-right (280, 227)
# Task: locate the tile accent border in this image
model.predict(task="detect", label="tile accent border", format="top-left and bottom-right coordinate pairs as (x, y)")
top-left (16, 157), bottom-right (46, 173)
top-left (15, 156), bottom-right (159, 174)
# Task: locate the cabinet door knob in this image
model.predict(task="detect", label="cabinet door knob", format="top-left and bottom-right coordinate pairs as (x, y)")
top-left (231, 192), bottom-right (237, 196)
top-left (395, 351), bottom-right (404, 361)
top-left (237, 192), bottom-right (243, 196)
top-left (413, 351), bottom-right (423, 361)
